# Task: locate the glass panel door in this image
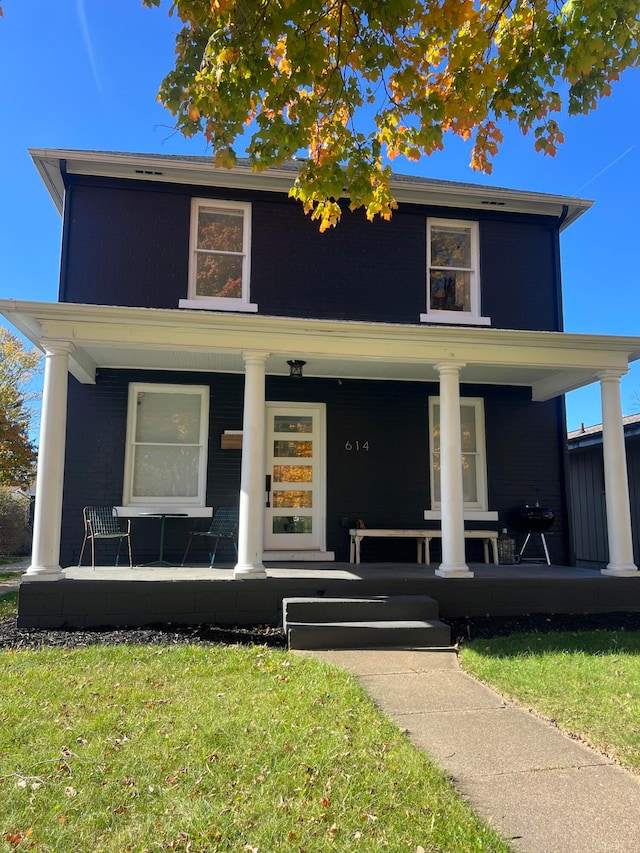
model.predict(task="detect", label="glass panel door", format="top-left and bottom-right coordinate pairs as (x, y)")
top-left (264, 404), bottom-right (324, 550)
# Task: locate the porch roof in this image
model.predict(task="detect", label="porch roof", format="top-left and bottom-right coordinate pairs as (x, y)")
top-left (3, 299), bottom-right (640, 401)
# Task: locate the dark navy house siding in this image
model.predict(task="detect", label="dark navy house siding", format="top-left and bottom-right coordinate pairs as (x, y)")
top-left (56, 172), bottom-right (570, 568)
top-left (60, 175), bottom-right (563, 331)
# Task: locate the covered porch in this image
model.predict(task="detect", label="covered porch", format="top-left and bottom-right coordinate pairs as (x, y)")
top-left (2, 298), bottom-right (640, 598)
top-left (16, 561), bottom-right (640, 629)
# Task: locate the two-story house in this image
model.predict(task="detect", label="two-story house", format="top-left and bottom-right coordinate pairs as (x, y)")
top-left (2, 149), bottom-right (639, 614)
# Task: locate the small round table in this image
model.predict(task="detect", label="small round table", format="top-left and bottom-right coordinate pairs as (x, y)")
top-left (138, 513), bottom-right (188, 567)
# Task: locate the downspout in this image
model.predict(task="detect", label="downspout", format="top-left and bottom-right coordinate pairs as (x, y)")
top-left (556, 203), bottom-right (574, 564)
top-left (58, 159), bottom-right (72, 303)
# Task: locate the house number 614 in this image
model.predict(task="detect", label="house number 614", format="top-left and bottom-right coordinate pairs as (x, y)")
top-left (345, 440), bottom-right (369, 451)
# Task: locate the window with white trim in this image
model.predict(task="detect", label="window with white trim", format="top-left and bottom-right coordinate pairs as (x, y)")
top-left (123, 384), bottom-right (210, 506)
top-left (428, 396), bottom-right (488, 510)
top-left (421, 218), bottom-right (490, 325)
top-left (179, 198), bottom-right (257, 312)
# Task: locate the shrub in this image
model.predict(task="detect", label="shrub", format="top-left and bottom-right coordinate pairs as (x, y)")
top-left (0, 488), bottom-right (32, 557)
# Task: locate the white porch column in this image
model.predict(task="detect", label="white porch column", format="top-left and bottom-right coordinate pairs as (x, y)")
top-left (599, 370), bottom-right (638, 576)
top-left (234, 351), bottom-right (269, 578)
top-left (25, 342), bottom-right (73, 580)
top-left (435, 361), bottom-right (473, 578)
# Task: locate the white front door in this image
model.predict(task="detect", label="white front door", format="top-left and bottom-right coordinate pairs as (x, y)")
top-left (264, 402), bottom-right (326, 552)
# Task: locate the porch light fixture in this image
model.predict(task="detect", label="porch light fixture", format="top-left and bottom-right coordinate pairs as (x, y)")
top-left (287, 359), bottom-right (306, 378)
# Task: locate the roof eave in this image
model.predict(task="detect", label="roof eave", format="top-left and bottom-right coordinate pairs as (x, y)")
top-left (29, 148), bottom-right (593, 227)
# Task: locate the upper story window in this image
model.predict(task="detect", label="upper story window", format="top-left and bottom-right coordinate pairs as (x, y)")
top-left (428, 396), bottom-right (488, 511)
top-left (179, 199), bottom-right (257, 313)
top-left (421, 218), bottom-right (490, 326)
top-left (123, 383), bottom-right (210, 506)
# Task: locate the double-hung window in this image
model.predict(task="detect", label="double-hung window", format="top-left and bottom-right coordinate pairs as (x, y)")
top-left (428, 396), bottom-right (488, 510)
top-left (179, 198), bottom-right (257, 312)
top-left (123, 384), bottom-right (210, 506)
top-left (421, 218), bottom-right (489, 325)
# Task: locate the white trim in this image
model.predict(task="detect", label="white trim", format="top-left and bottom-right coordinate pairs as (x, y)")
top-left (187, 198), bottom-right (254, 310)
top-left (179, 298), bottom-right (258, 313)
top-left (420, 311), bottom-right (491, 326)
top-left (263, 550), bottom-right (335, 561)
top-left (29, 149), bottom-right (593, 230)
top-left (423, 510), bottom-right (498, 521)
top-left (3, 300), bottom-right (640, 400)
top-left (429, 395), bottom-right (488, 511)
top-left (264, 401), bottom-right (327, 553)
top-left (123, 383), bottom-right (210, 507)
top-left (425, 218), bottom-right (490, 325)
top-left (115, 505), bottom-right (213, 518)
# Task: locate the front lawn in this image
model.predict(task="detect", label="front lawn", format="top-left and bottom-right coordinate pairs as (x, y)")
top-left (0, 614), bottom-right (510, 852)
top-left (460, 629), bottom-right (640, 771)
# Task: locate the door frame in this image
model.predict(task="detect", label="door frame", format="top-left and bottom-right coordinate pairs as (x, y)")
top-left (263, 401), bottom-right (330, 558)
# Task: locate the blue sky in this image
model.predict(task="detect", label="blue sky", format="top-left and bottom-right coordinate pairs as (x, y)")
top-left (1, 1), bottom-right (639, 431)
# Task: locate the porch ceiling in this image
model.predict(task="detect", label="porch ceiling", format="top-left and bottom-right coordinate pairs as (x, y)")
top-left (3, 299), bottom-right (640, 401)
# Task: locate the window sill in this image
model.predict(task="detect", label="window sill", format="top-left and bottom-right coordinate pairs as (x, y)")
top-left (420, 312), bottom-right (491, 326)
top-left (179, 298), bottom-right (258, 313)
top-left (115, 505), bottom-right (213, 518)
top-left (424, 510), bottom-right (498, 521)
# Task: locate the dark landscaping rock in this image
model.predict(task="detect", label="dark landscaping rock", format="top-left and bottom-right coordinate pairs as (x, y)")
top-left (0, 611), bottom-right (639, 651)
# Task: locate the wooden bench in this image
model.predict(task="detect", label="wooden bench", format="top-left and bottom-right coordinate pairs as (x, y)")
top-left (423, 529), bottom-right (499, 566)
top-left (349, 528), bottom-right (499, 565)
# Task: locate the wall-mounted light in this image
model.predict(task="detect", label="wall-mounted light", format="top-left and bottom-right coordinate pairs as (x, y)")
top-left (287, 359), bottom-right (306, 378)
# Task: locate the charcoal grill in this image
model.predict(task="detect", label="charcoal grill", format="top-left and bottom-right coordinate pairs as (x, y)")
top-left (518, 503), bottom-right (554, 565)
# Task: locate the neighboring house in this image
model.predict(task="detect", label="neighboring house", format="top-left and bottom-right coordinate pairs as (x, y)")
top-left (568, 414), bottom-right (640, 568)
top-left (1, 149), bottom-right (639, 584)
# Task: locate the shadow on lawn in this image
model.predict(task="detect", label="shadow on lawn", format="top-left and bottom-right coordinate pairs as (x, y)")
top-left (447, 611), bottom-right (640, 652)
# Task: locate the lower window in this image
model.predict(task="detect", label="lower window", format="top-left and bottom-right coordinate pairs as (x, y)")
top-left (123, 383), bottom-right (210, 505)
top-left (428, 396), bottom-right (487, 510)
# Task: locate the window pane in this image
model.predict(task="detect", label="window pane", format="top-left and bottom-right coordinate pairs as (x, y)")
top-left (432, 404), bottom-right (440, 452)
top-left (135, 393), bottom-right (202, 444)
top-left (432, 452), bottom-right (441, 502)
top-left (274, 440), bottom-right (312, 458)
top-left (195, 253), bottom-right (243, 298)
top-left (431, 225), bottom-right (472, 268)
top-left (460, 406), bottom-right (477, 452)
top-left (272, 515), bottom-right (313, 534)
top-left (430, 270), bottom-right (470, 312)
top-left (273, 490), bottom-right (313, 508)
top-left (132, 446), bottom-right (200, 497)
top-left (197, 209), bottom-right (243, 253)
top-left (273, 465), bottom-right (313, 483)
top-left (462, 454), bottom-right (478, 502)
top-left (273, 416), bottom-right (313, 433)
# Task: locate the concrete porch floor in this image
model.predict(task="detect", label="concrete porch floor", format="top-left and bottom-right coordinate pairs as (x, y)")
top-left (16, 561), bottom-right (640, 629)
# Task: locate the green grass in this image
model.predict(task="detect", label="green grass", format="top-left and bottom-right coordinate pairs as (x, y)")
top-left (460, 630), bottom-right (640, 771)
top-left (0, 590), bottom-right (18, 620)
top-left (0, 572), bottom-right (21, 583)
top-left (0, 639), bottom-right (510, 853)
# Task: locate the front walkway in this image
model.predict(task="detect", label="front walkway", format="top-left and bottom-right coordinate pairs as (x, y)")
top-left (304, 647), bottom-right (640, 853)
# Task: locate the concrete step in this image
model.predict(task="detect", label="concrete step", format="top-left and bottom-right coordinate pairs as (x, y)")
top-left (283, 594), bottom-right (450, 650)
top-left (287, 619), bottom-right (451, 650)
top-left (283, 595), bottom-right (441, 625)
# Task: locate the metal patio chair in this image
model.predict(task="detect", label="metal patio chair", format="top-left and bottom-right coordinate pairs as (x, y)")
top-left (78, 506), bottom-right (133, 568)
top-left (181, 506), bottom-right (239, 567)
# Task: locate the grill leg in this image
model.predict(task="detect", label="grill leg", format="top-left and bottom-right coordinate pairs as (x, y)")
top-left (540, 533), bottom-right (551, 566)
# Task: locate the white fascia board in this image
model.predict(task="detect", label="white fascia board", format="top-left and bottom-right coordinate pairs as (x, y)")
top-left (29, 148), bottom-right (593, 228)
top-left (4, 300), bottom-right (640, 375)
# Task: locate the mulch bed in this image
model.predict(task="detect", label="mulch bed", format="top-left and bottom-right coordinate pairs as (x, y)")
top-left (0, 611), bottom-right (639, 650)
